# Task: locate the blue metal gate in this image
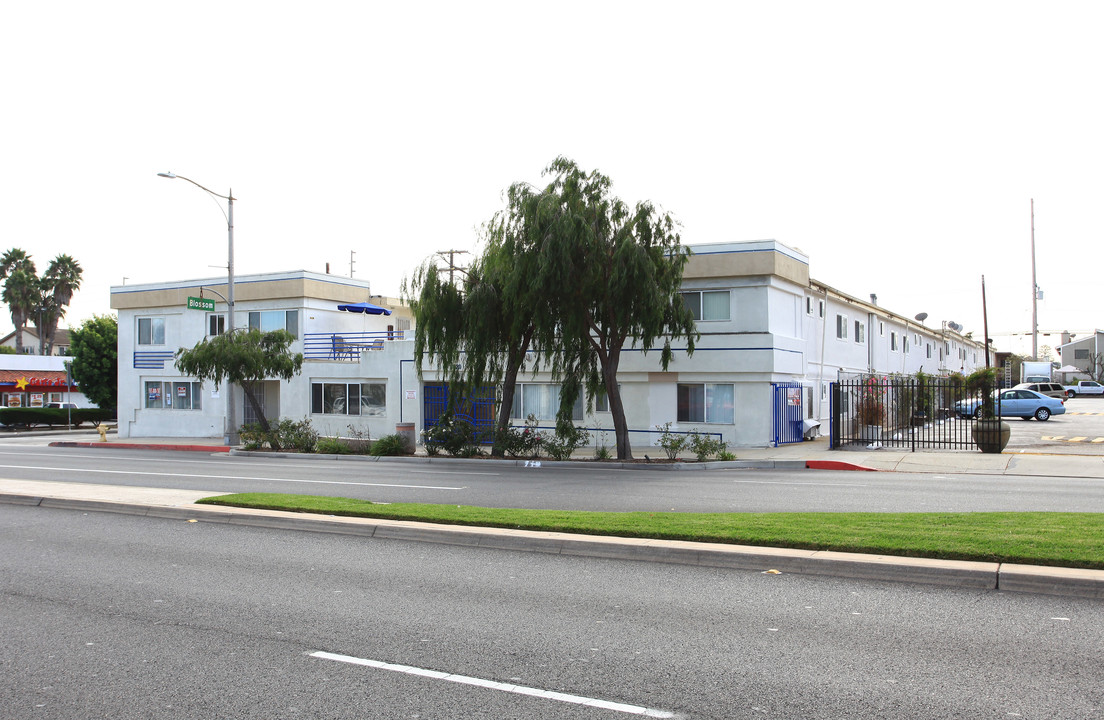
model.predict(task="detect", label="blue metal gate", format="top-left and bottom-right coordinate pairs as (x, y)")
top-left (772, 383), bottom-right (805, 446)
top-left (423, 384), bottom-right (498, 442)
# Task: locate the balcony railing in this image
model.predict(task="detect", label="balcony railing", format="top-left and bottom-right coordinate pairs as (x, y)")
top-left (303, 331), bottom-right (405, 361)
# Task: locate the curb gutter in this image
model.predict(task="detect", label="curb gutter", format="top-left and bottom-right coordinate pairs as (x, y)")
top-left (4, 491), bottom-right (1101, 600)
top-left (49, 442), bottom-right (230, 453)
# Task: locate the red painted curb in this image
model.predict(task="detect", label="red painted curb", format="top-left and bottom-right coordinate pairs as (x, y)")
top-left (49, 441), bottom-right (230, 453)
top-left (805, 460), bottom-right (879, 472)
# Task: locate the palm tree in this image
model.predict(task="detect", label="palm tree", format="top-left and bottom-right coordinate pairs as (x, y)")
top-left (40, 255), bottom-right (83, 354)
top-left (1, 268), bottom-right (40, 354)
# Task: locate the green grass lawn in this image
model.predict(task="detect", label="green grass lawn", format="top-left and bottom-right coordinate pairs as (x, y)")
top-left (197, 492), bottom-right (1104, 570)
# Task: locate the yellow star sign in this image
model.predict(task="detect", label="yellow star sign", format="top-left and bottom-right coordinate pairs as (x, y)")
top-left (15, 376), bottom-right (28, 390)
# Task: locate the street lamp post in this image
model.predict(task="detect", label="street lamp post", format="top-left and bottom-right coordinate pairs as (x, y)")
top-left (157, 172), bottom-right (237, 445)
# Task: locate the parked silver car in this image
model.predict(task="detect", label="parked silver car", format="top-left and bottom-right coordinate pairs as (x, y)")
top-left (1013, 382), bottom-right (1067, 400)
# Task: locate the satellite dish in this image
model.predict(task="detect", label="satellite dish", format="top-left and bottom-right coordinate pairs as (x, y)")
top-left (914, 312), bottom-right (928, 322)
top-left (948, 321), bottom-right (963, 333)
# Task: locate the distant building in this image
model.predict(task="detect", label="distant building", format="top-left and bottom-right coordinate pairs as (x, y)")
top-left (0, 354), bottom-right (90, 408)
top-left (1058, 331), bottom-right (1104, 379)
top-left (0, 327), bottom-right (72, 356)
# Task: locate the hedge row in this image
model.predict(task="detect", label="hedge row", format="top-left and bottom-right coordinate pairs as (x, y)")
top-left (0, 407), bottom-right (116, 427)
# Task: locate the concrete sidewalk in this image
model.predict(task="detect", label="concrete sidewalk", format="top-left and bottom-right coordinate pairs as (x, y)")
top-left (2, 476), bottom-right (1103, 600)
top-left (42, 430), bottom-right (1104, 479)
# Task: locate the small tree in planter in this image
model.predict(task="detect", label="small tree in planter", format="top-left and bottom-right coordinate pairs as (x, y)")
top-left (855, 376), bottom-right (886, 440)
top-left (966, 367), bottom-right (1009, 453)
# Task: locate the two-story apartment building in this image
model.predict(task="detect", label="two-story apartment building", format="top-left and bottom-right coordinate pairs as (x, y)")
top-left (110, 271), bottom-right (413, 440)
top-left (111, 240), bottom-right (985, 448)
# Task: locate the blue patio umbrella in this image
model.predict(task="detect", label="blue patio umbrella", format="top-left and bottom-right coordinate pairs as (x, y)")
top-left (337, 302), bottom-right (392, 316)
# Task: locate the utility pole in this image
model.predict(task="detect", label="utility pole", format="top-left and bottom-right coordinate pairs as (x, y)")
top-left (435, 249), bottom-right (470, 284)
top-left (1031, 199), bottom-right (1038, 361)
top-left (982, 275), bottom-right (991, 369)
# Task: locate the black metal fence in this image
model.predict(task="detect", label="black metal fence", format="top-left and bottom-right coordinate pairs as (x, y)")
top-left (830, 375), bottom-right (986, 451)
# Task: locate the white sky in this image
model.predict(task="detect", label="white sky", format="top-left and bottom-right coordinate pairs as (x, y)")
top-left (3, 1), bottom-right (1102, 348)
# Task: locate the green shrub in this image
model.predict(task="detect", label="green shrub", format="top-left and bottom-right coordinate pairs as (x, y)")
top-left (238, 423), bottom-right (266, 450)
top-left (238, 418), bottom-right (317, 451)
top-left (656, 422), bottom-right (689, 460)
top-left (370, 433), bottom-right (408, 456)
top-left (277, 418), bottom-right (318, 453)
top-left (315, 437), bottom-right (351, 454)
top-left (543, 423), bottom-right (590, 461)
top-left (495, 415), bottom-right (543, 458)
top-left (689, 431), bottom-right (726, 461)
top-left (422, 414), bottom-right (481, 457)
top-left (0, 407), bottom-right (114, 428)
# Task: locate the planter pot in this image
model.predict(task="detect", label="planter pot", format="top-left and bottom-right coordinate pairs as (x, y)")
top-left (859, 424), bottom-right (882, 441)
top-left (910, 412), bottom-right (929, 427)
top-left (971, 419), bottom-right (1010, 453)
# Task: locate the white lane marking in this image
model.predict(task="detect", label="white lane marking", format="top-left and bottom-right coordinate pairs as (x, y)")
top-left (310, 651), bottom-right (675, 718)
top-left (0, 450), bottom-right (501, 476)
top-left (730, 479), bottom-right (869, 487)
top-left (0, 464), bottom-right (464, 491)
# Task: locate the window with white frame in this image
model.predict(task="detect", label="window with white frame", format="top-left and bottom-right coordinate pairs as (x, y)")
top-left (854, 320), bottom-right (865, 343)
top-left (806, 297), bottom-right (814, 315)
top-left (891, 332), bottom-right (898, 351)
top-left (818, 300), bottom-right (824, 318)
top-left (680, 290), bottom-right (730, 321)
top-left (248, 309), bottom-right (299, 338)
top-left (207, 313), bottom-right (225, 336)
top-left (1075, 348), bottom-right (1090, 359)
top-left (311, 382), bottom-right (386, 416)
top-left (926, 343), bottom-right (932, 359)
top-left (677, 383), bottom-right (735, 424)
top-left (879, 321), bottom-right (885, 336)
top-left (144, 380), bottom-right (202, 410)
top-left (137, 317), bottom-right (165, 345)
top-left (903, 336), bottom-right (910, 353)
top-left (511, 384), bottom-right (583, 421)
top-left (836, 314), bottom-right (848, 340)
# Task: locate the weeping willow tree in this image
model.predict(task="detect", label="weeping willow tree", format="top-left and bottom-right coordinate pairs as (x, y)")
top-left (521, 157), bottom-right (698, 460)
top-left (406, 157), bottom-right (697, 460)
top-left (404, 214), bottom-right (542, 456)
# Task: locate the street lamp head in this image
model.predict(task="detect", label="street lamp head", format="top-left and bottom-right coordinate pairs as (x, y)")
top-left (157, 172), bottom-right (177, 179)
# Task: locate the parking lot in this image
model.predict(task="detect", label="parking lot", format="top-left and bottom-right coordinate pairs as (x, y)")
top-left (1001, 396), bottom-right (1104, 454)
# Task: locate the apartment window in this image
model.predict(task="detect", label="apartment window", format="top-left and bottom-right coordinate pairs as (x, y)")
top-left (511, 384), bottom-right (583, 421)
top-left (818, 300), bottom-right (824, 318)
top-left (207, 313), bottom-right (225, 336)
top-left (891, 332), bottom-right (898, 351)
top-left (677, 383), bottom-right (735, 424)
top-left (1075, 349), bottom-right (1090, 359)
top-left (879, 321), bottom-right (885, 336)
top-left (903, 336), bottom-right (910, 353)
top-left (144, 381), bottom-right (202, 410)
top-left (926, 343), bottom-right (932, 359)
top-left (854, 320), bottom-right (865, 344)
top-left (836, 314), bottom-right (848, 340)
top-left (248, 309), bottom-right (299, 338)
top-left (137, 317), bottom-right (165, 345)
top-left (680, 290), bottom-right (730, 321)
top-left (806, 297), bottom-right (813, 315)
top-left (311, 382), bottom-right (386, 416)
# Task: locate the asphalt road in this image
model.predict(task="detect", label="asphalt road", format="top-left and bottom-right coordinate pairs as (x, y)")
top-left (1, 444), bottom-right (1103, 513)
top-left (3, 505), bottom-right (1102, 719)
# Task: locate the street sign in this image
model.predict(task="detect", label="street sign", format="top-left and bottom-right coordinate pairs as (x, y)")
top-left (187, 296), bottom-right (216, 311)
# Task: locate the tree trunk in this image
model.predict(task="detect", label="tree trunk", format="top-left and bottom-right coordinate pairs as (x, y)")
top-left (241, 383), bottom-right (273, 445)
top-left (604, 357), bottom-right (632, 460)
top-left (493, 358), bottom-right (522, 457)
